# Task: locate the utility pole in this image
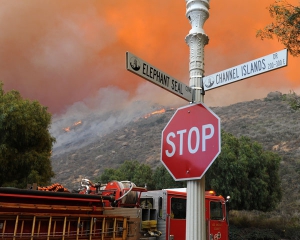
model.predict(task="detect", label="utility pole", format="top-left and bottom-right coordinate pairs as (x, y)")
top-left (185, 0), bottom-right (210, 239)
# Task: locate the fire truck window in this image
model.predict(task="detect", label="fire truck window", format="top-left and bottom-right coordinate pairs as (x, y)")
top-left (171, 198), bottom-right (186, 219)
top-left (210, 201), bottom-right (223, 220)
top-left (140, 198), bottom-right (153, 209)
top-left (158, 197), bottom-right (163, 218)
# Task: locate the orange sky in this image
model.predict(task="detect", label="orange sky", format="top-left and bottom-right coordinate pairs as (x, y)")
top-left (1, 0), bottom-right (299, 114)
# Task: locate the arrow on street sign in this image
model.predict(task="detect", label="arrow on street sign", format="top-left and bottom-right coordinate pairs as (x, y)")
top-left (126, 52), bottom-right (193, 102)
top-left (203, 49), bottom-right (288, 91)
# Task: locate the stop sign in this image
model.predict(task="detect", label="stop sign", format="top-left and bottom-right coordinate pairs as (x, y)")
top-left (161, 103), bottom-right (221, 180)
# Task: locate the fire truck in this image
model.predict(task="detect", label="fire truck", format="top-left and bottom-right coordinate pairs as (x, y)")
top-left (0, 179), bottom-right (229, 240)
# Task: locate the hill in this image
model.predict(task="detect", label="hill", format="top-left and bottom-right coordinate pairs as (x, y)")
top-left (50, 91), bottom-right (300, 215)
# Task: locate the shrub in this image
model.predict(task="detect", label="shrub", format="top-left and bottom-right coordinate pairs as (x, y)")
top-left (282, 91), bottom-right (300, 110)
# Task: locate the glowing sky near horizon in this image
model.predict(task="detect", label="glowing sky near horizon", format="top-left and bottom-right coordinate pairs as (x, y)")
top-left (1, 0), bottom-right (299, 114)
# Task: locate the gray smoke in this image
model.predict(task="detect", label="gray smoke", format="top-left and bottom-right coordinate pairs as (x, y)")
top-left (50, 86), bottom-right (169, 157)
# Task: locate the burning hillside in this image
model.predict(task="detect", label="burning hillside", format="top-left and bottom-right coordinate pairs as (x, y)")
top-left (143, 109), bottom-right (166, 119)
top-left (50, 98), bottom-right (172, 157)
top-left (63, 120), bottom-right (82, 132)
top-left (143, 108), bottom-right (175, 119)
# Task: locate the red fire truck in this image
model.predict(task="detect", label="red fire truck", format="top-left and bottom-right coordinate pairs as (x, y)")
top-left (0, 179), bottom-right (229, 240)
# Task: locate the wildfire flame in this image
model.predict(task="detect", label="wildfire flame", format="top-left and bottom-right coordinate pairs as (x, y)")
top-left (144, 109), bottom-right (166, 119)
top-left (63, 120), bottom-right (82, 132)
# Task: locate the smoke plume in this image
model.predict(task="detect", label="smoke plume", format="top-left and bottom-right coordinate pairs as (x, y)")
top-left (1, 0), bottom-right (299, 154)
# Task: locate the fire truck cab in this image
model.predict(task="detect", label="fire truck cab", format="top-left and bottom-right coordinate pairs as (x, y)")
top-left (140, 188), bottom-right (229, 240)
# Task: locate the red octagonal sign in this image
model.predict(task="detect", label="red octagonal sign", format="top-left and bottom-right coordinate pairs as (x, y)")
top-left (161, 103), bottom-right (221, 181)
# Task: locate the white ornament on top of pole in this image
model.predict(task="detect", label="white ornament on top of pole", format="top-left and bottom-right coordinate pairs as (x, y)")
top-left (185, 0), bottom-right (209, 103)
top-left (185, 1), bottom-right (210, 240)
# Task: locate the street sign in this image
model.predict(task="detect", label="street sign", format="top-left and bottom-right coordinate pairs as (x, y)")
top-left (161, 103), bottom-right (221, 181)
top-left (203, 49), bottom-right (288, 91)
top-left (126, 52), bottom-right (193, 102)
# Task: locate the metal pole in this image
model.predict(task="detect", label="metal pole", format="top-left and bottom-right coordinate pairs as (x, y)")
top-left (185, 0), bottom-right (210, 239)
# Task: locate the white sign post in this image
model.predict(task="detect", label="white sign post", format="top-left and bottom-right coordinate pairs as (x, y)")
top-left (126, 52), bottom-right (193, 102)
top-left (203, 49), bottom-right (288, 91)
top-left (184, 0), bottom-right (210, 239)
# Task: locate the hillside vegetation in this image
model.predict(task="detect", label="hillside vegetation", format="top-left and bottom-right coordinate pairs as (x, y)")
top-left (51, 91), bottom-right (300, 218)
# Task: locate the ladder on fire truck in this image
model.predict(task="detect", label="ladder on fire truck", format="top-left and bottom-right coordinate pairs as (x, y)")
top-left (0, 211), bottom-right (128, 240)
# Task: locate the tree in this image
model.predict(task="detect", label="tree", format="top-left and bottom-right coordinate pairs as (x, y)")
top-left (98, 161), bottom-right (186, 190)
top-left (97, 133), bottom-right (282, 212)
top-left (0, 83), bottom-right (55, 188)
top-left (205, 130), bottom-right (282, 212)
top-left (256, 0), bottom-right (300, 56)
top-left (282, 90), bottom-right (300, 110)
top-left (98, 160), bottom-right (186, 190)
top-left (152, 165), bottom-right (186, 190)
top-left (97, 160), bottom-right (155, 189)
top-left (131, 163), bottom-right (155, 189)
top-left (98, 168), bottom-right (121, 183)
